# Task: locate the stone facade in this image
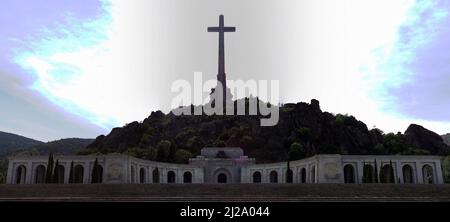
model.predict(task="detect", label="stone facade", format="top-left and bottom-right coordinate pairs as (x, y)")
top-left (6, 147), bottom-right (445, 184)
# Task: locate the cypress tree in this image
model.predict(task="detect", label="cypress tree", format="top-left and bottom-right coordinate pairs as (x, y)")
top-left (53, 160), bottom-right (60, 184)
top-left (362, 161), bottom-right (369, 183)
top-left (374, 159), bottom-right (379, 183)
top-left (389, 160), bottom-right (394, 183)
top-left (68, 161), bottom-right (74, 184)
top-left (91, 158), bottom-right (99, 183)
top-left (286, 161), bottom-right (293, 183)
top-left (45, 153), bottom-right (54, 183)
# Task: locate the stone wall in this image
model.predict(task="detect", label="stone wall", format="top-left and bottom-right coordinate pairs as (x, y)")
top-left (6, 153), bottom-right (445, 185)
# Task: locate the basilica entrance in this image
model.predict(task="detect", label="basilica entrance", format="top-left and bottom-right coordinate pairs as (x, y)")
top-left (217, 173), bottom-right (227, 183)
top-left (213, 168), bottom-right (232, 184)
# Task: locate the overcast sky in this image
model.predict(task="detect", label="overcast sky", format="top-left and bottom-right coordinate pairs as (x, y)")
top-left (1, 0), bottom-right (450, 141)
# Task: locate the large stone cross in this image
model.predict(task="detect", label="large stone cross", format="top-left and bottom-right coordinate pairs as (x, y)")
top-left (208, 15), bottom-right (235, 96)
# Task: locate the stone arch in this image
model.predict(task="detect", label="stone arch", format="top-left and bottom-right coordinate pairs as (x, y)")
top-left (152, 168), bottom-right (160, 183)
top-left (139, 168), bottom-right (146, 183)
top-left (380, 164), bottom-right (395, 183)
top-left (15, 165), bottom-right (26, 184)
top-left (213, 168), bottom-right (232, 184)
top-left (74, 165), bottom-right (84, 184)
top-left (362, 164), bottom-right (374, 183)
top-left (34, 165), bottom-right (46, 184)
top-left (54, 165), bottom-right (65, 184)
top-left (130, 166), bottom-right (136, 183)
top-left (269, 170), bottom-right (278, 183)
top-left (344, 164), bottom-right (355, 183)
top-left (167, 170), bottom-right (176, 183)
top-left (310, 166), bottom-right (316, 183)
top-left (217, 173), bottom-right (227, 183)
top-left (286, 169), bottom-right (293, 183)
top-left (253, 171), bottom-right (262, 183)
top-left (422, 164), bottom-right (434, 184)
top-left (300, 168), bottom-right (306, 183)
top-left (402, 164), bottom-right (414, 184)
top-left (183, 171), bottom-right (192, 183)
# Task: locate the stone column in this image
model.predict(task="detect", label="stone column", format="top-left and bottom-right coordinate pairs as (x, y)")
top-left (161, 169), bottom-right (167, 184)
top-left (396, 161), bottom-right (403, 184)
top-left (357, 161), bottom-right (364, 184)
top-left (280, 167), bottom-right (284, 184)
top-left (177, 169), bottom-right (183, 184)
top-left (83, 162), bottom-right (89, 184)
top-left (6, 159), bottom-right (14, 184)
top-left (435, 161), bottom-right (444, 184)
top-left (26, 161), bottom-right (33, 184)
top-left (416, 162), bottom-right (424, 184)
top-left (64, 162), bottom-right (70, 184)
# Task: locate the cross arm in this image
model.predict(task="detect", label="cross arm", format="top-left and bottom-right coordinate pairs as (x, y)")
top-left (208, 27), bottom-right (220, 32)
top-left (223, 27), bottom-right (236, 32)
top-left (207, 27), bottom-right (236, 32)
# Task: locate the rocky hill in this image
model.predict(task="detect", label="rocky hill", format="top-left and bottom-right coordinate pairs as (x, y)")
top-left (82, 99), bottom-right (450, 163)
top-left (443, 134), bottom-right (450, 146)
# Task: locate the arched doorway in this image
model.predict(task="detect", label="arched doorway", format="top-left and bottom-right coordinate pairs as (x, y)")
top-left (167, 171), bottom-right (176, 183)
top-left (253, 171), bottom-right (262, 183)
top-left (422, 165), bottom-right (434, 184)
top-left (74, 165), bottom-right (84, 183)
top-left (213, 169), bottom-right (232, 184)
top-left (344, 164), bottom-right (355, 183)
top-left (140, 168), bottom-right (146, 183)
top-left (34, 165), bottom-right (46, 184)
top-left (217, 173), bottom-right (227, 183)
top-left (300, 168), bottom-right (306, 183)
top-left (310, 166), bottom-right (316, 183)
top-left (269, 171), bottom-right (278, 183)
top-left (16, 165), bottom-right (26, 184)
top-left (380, 164), bottom-right (395, 183)
top-left (402, 165), bottom-right (414, 184)
top-left (152, 168), bottom-right (160, 183)
top-left (362, 164), bottom-right (374, 183)
top-left (183, 171), bottom-right (192, 183)
top-left (54, 165), bottom-right (65, 184)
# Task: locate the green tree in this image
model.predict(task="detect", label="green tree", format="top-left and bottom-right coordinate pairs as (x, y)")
top-left (374, 159), bottom-right (379, 183)
top-left (383, 133), bottom-right (406, 154)
top-left (174, 149), bottom-right (192, 164)
top-left (45, 153), bottom-right (54, 183)
top-left (139, 133), bottom-right (152, 147)
top-left (68, 161), bottom-right (74, 184)
top-left (213, 140), bottom-right (226, 147)
top-left (288, 142), bottom-right (305, 161)
top-left (52, 160), bottom-right (60, 183)
top-left (91, 158), bottom-right (101, 183)
top-left (156, 140), bottom-right (171, 162)
top-left (373, 144), bottom-right (386, 155)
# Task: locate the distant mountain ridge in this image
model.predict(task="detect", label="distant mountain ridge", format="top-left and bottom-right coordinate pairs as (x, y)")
top-left (0, 131), bottom-right (94, 155)
top-left (0, 132), bottom-right (94, 183)
top-left (0, 131), bottom-right (44, 154)
top-left (32, 138), bottom-right (94, 155)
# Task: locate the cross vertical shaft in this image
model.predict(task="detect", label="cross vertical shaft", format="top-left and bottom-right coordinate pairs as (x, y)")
top-left (208, 15), bottom-right (236, 97)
